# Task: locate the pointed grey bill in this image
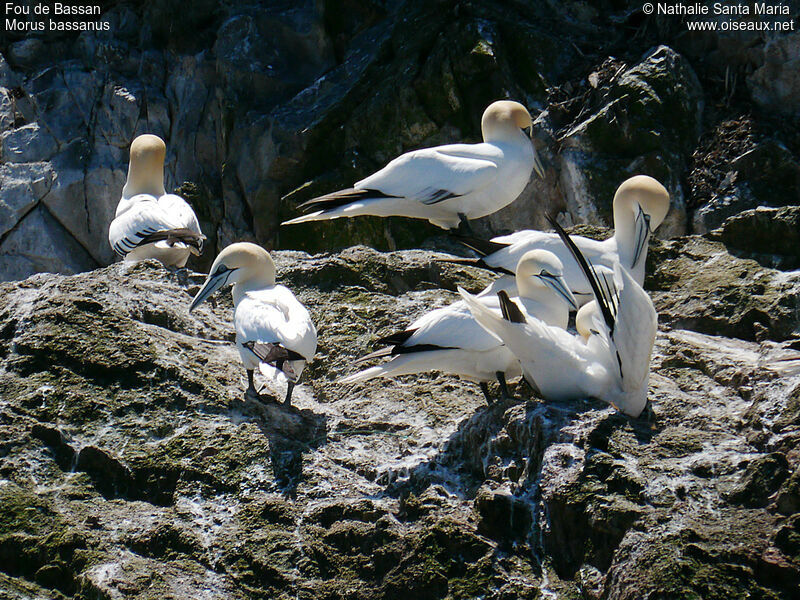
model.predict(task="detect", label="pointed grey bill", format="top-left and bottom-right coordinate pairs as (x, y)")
top-left (189, 270), bottom-right (233, 312)
top-left (631, 204), bottom-right (653, 269)
top-left (538, 273), bottom-right (579, 311)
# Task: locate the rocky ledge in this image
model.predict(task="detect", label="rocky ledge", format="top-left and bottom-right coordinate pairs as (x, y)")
top-left (0, 238), bottom-right (799, 599)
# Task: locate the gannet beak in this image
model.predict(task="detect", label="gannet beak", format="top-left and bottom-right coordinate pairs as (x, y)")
top-left (189, 269), bottom-right (233, 312)
top-left (532, 150), bottom-right (545, 179)
top-left (539, 273), bottom-right (579, 311)
top-left (631, 204), bottom-right (653, 269)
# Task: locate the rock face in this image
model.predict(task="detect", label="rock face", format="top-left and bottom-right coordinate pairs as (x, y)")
top-left (1, 1), bottom-right (799, 281)
top-left (0, 242), bottom-right (798, 599)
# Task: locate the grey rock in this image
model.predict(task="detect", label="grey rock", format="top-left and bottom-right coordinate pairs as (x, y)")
top-left (0, 122), bottom-right (58, 163)
top-left (0, 161), bottom-right (54, 237)
top-left (0, 205), bottom-right (98, 281)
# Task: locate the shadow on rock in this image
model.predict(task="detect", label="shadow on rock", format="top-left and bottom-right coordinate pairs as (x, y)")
top-left (235, 394), bottom-right (328, 497)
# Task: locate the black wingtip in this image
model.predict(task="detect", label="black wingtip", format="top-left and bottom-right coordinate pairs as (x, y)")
top-left (546, 215), bottom-right (616, 333)
top-left (498, 290), bottom-right (527, 323)
top-left (450, 235), bottom-right (510, 257)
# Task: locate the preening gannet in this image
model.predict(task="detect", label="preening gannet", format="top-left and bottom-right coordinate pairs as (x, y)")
top-left (451, 175), bottom-right (669, 304)
top-left (459, 220), bottom-right (657, 418)
top-left (189, 243), bottom-right (317, 405)
top-left (281, 101), bottom-right (544, 231)
top-left (340, 250), bottom-right (577, 403)
top-left (108, 134), bottom-right (205, 267)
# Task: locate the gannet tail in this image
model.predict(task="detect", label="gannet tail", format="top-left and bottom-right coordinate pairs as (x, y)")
top-left (451, 235), bottom-right (510, 257)
top-left (435, 257), bottom-right (514, 276)
top-left (282, 188), bottom-right (399, 226)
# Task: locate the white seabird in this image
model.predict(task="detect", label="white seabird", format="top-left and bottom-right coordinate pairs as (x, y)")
top-left (108, 134), bottom-right (205, 267)
top-left (459, 220), bottom-right (657, 418)
top-left (340, 250), bottom-right (577, 403)
top-left (281, 100), bottom-right (544, 231)
top-left (451, 175), bottom-right (669, 304)
top-left (189, 242), bottom-right (317, 406)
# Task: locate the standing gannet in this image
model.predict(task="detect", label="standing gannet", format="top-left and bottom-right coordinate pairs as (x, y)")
top-left (108, 134), bottom-right (205, 267)
top-left (459, 220), bottom-right (657, 418)
top-left (340, 250), bottom-right (577, 403)
top-left (281, 100), bottom-right (544, 231)
top-left (451, 175), bottom-right (669, 304)
top-left (189, 243), bottom-right (317, 405)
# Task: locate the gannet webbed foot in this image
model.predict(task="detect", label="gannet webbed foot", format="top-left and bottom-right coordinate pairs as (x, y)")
top-left (245, 370), bottom-right (271, 403)
top-left (480, 381), bottom-right (493, 405)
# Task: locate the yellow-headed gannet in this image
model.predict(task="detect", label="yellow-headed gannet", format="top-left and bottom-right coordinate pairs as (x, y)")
top-left (340, 250), bottom-right (577, 403)
top-left (189, 243), bottom-right (317, 405)
top-left (451, 175), bottom-right (669, 304)
top-left (108, 134), bottom-right (205, 267)
top-left (459, 220), bottom-right (657, 418)
top-left (281, 100), bottom-right (544, 232)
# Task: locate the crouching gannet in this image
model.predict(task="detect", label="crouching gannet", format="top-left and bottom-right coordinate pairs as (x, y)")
top-left (340, 250), bottom-right (577, 403)
top-left (281, 100), bottom-right (544, 232)
top-left (189, 243), bottom-right (317, 405)
top-left (459, 219), bottom-right (657, 418)
top-left (108, 134), bottom-right (205, 267)
top-left (450, 175), bottom-right (669, 304)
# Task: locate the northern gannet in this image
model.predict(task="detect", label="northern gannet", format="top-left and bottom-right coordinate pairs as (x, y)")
top-left (108, 134), bottom-right (205, 267)
top-left (340, 250), bottom-right (577, 403)
top-left (281, 101), bottom-right (544, 231)
top-left (189, 243), bottom-right (317, 405)
top-left (451, 175), bottom-right (669, 304)
top-left (459, 220), bottom-right (657, 418)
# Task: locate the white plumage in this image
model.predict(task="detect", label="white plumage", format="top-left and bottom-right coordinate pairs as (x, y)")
top-left (189, 242), bottom-right (316, 405)
top-left (340, 250), bottom-right (577, 403)
top-left (281, 101), bottom-right (543, 230)
top-left (456, 175), bottom-right (670, 304)
top-left (459, 226), bottom-right (658, 417)
top-left (108, 134), bottom-right (204, 267)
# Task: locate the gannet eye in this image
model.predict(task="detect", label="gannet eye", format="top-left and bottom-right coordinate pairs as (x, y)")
top-left (539, 269), bottom-right (552, 278)
top-left (215, 265), bottom-right (229, 276)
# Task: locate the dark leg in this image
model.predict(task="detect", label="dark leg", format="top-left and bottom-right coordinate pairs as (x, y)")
top-left (245, 370), bottom-right (259, 399)
top-left (480, 382), bottom-right (493, 405)
top-left (456, 212), bottom-right (475, 237)
top-left (284, 382), bottom-right (295, 406)
top-left (496, 372), bottom-right (513, 400)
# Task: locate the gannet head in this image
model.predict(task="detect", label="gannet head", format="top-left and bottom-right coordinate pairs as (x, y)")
top-left (189, 242), bottom-right (276, 312)
top-left (123, 134), bottom-right (167, 199)
top-left (612, 175), bottom-right (670, 268)
top-left (515, 249), bottom-right (578, 311)
top-left (576, 301), bottom-right (598, 341)
top-left (481, 101), bottom-right (544, 178)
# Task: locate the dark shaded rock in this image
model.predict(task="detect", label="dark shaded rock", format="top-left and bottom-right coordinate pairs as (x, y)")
top-left (727, 453), bottom-right (790, 508)
top-left (474, 484), bottom-right (532, 542)
top-left (550, 45), bottom-right (702, 238)
top-left (693, 140), bottom-right (800, 233)
top-left (777, 468), bottom-right (800, 516)
top-left (710, 205), bottom-right (800, 270)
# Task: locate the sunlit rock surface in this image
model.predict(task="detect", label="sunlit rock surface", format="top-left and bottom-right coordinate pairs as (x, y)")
top-left (0, 241), bottom-right (798, 599)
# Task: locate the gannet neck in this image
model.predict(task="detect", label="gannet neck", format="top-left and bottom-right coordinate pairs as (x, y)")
top-left (481, 100), bottom-right (533, 144)
top-left (123, 134), bottom-right (167, 199)
top-left (612, 175), bottom-right (669, 269)
top-left (576, 301), bottom-right (597, 341)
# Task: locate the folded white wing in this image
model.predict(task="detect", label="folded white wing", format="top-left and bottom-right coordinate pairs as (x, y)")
top-left (356, 144), bottom-right (500, 203)
top-left (235, 285), bottom-right (317, 362)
